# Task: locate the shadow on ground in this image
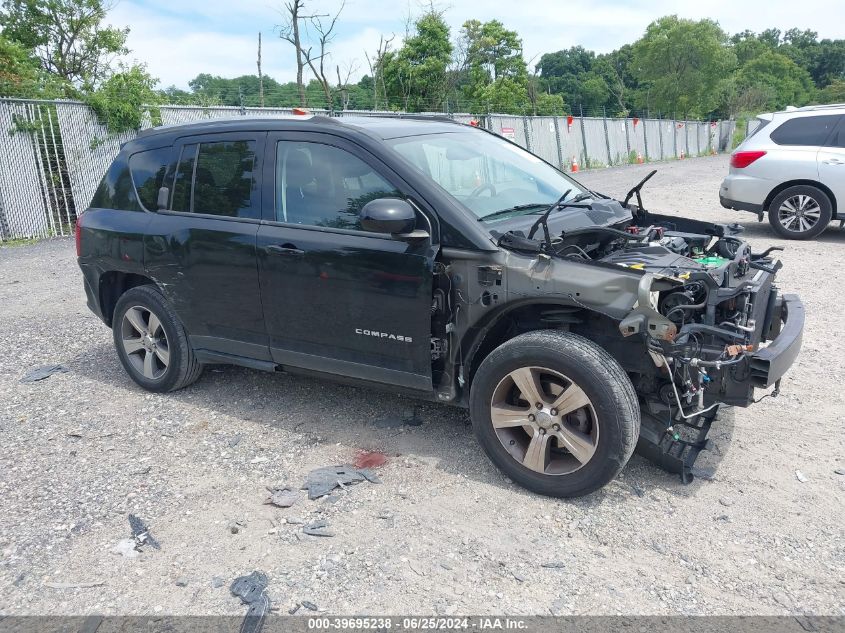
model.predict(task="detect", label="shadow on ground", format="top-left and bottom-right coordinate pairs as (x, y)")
top-left (69, 341), bottom-right (736, 505)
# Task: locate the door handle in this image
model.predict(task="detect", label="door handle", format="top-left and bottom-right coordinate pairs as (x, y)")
top-left (266, 244), bottom-right (305, 257)
top-left (822, 158), bottom-right (844, 165)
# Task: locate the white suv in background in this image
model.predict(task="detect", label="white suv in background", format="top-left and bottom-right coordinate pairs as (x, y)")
top-left (720, 104), bottom-right (845, 240)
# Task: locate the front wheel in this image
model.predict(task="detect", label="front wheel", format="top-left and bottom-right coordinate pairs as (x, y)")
top-left (469, 331), bottom-right (639, 498)
top-left (112, 285), bottom-right (203, 392)
top-left (767, 185), bottom-right (832, 240)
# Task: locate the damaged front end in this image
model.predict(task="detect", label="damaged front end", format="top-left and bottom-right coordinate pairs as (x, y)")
top-left (489, 172), bottom-right (805, 482)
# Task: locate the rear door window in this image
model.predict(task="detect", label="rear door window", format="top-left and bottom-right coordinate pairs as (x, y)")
top-left (770, 115), bottom-right (840, 146)
top-left (129, 147), bottom-right (172, 211)
top-left (826, 116), bottom-right (845, 148)
top-left (193, 140), bottom-right (258, 218)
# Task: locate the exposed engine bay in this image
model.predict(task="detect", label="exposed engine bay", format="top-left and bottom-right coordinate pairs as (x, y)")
top-left (481, 170), bottom-right (802, 481)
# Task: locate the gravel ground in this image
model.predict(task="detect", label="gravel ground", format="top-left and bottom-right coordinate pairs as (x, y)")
top-left (1, 154), bottom-right (844, 616)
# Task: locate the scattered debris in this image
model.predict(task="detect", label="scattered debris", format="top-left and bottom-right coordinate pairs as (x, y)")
top-left (629, 484), bottom-right (646, 498)
top-left (288, 604), bottom-right (301, 615)
top-left (407, 559), bottom-right (426, 576)
top-left (128, 514), bottom-right (160, 550)
top-left (795, 470), bottom-right (808, 483)
top-left (211, 576), bottom-right (225, 589)
top-left (230, 571), bottom-right (270, 633)
top-left (20, 364), bottom-right (68, 383)
top-left (285, 516), bottom-right (305, 525)
top-left (373, 409), bottom-right (423, 429)
top-left (229, 434), bottom-right (243, 448)
top-left (66, 431), bottom-right (84, 439)
top-left (110, 538), bottom-right (139, 558)
top-left (229, 519), bottom-right (247, 534)
top-left (250, 456), bottom-right (269, 464)
top-left (353, 450), bottom-right (388, 469)
top-left (719, 497), bottom-right (734, 507)
top-left (175, 576), bottom-right (189, 587)
top-left (303, 520), bottom-right (335, 537)
top-left (43, 580), bottom-right (105, 589)
top-left (264, 487), bottom-right (297, 508)
top-left (129, 466), bottom-right (151, 476)
top-left (301, 600), bottom-right (318, 611)
top-left (541, 561), bottom-right (566, 569)
top-left (835, 468), bottom-right (845, 476)
top-left (304, 465), bottom-right (381, 500)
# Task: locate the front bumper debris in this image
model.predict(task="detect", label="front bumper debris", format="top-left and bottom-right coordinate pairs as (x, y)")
top-left (749, 294), bottom-right (804, 388)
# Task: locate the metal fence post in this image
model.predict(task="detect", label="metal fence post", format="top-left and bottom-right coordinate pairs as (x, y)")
top-left (642, 119), bottom-right (649, 161)
top-left (685, 114), bottom-right (690, 157)
top-left (552, 116), bottom-right (564, 170)
top-left (579, 105), bottom-right (589, 168)
top-left (522, 116), bottom-right (531, 152)
top-left (602, 107), bottom-right (612, 166)
top-left (624, 116), bottom-right (631, 159)
top-left (658, 113), bottom-right (664, 160)
top-left (672, 113), bottom-right (678, 158)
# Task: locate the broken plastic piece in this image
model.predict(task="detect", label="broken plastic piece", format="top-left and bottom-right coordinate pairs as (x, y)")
top-left (20, 364), bottom-right (68, 383)
top-left (303, 520), bottom-right (335, 537)
top-left (353, 450), bottom-right (388, 469)
top-left (230, 571), bottom-right (270, 633)
top-left (264, 487), bottom-right (297, 508)
top-left (128, 514), bottom-right (160, 550)
top-left (304, 465), bottom-right (381, 500)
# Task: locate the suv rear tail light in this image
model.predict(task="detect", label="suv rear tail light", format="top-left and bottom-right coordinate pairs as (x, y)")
top-left (730, 150), bottom-right (767, 169)
top-left (75, 214), bottom-right (83, 256)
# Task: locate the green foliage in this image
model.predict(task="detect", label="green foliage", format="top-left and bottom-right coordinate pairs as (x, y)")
top-left (84, 64), bottom-right (161, 134)
top-left (631, 15), bottom-right (736, 117)
top-left (818, 79), bottom-right (845, 104)
top-left (382, 10), bottom-right (452, 112)
top-left (1, 0), bottom-right (129, 88)
top-left (735, 50), bottom-right (815, 110)
top-left (459, 19), bottom-right (529, 113)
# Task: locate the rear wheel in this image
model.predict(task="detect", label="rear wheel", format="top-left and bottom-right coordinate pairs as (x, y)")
top-left (469, 331), bottom-right (639, 497)
top-left (113, 285), bottom-right (203, 392)
top-left (768, 185), bottom-right (832, 240)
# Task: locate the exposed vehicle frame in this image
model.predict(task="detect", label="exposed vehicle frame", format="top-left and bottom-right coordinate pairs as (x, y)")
top-left (77, 115), bottom-right (804, 496)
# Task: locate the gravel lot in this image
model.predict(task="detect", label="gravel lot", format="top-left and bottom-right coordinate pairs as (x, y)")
top-left (1, 154), bottom-right (844, 616)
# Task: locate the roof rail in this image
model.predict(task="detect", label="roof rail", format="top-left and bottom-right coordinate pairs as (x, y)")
top-left (790, 103), bottom-right (845, 112)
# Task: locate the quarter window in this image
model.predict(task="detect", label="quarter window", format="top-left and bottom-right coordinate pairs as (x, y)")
top-left (129, 147), bottom-right (171, 211)
top-left (90, 158), bottom-right (141, 212)
top-left (169, 140), bottom-right (258, 218)
top-left (769, 115), bottom-right (840, 146)
top-left (275, 141), bottom-right (400, 230)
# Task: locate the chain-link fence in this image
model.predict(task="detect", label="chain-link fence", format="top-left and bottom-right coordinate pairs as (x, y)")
top-left (0, 98), bottom-right (740, 242)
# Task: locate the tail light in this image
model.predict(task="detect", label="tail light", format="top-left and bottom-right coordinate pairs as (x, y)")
top-left (75, 214), bottom-right (83, 256)
top-left (730, 150), bottom-right (766, 169)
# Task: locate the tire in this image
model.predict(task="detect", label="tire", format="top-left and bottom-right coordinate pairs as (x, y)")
top-left (767, 185), bottom-right (832, 240)
top-left (112, 285), bottom-right (203, 392)
top-left (469, 330), bottom-right (639, 498)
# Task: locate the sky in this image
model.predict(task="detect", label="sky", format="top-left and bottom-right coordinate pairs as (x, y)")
top-left (109, 0), bottom-right (845, 89)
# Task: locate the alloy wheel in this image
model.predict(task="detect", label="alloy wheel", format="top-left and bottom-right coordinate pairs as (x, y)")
top-left (778, 195), bottom-right (821, 233)
top-left (490, 366), bottom-right (598, 475)
top-left (120, 306), bottom-right (170, 380)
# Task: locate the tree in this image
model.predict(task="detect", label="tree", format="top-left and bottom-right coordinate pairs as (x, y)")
top-left (364, 34), bottom-right (394, 110)
top-left (459, 19), bottom-right (528, 112)
top-left (84, 63), bottom-right (160, 133)
top-left (0, 33), bottom-right (58, 96)
top-left (631, 15), bottom-right (735, 117)
top-left (277, 0), bottom-right (310, 106)
top-left (0, 0), bottom-right (128, 88)
top-left (536, 46), bottom-right (595, 106)
top-left (301, 1), bottom-right (345, 110)
top-left (736, 50), bottom-right (815, 109)
top-left (818, 79), bottom-right (845, 104)
top-left (382, 9), bottom-right (452, 112)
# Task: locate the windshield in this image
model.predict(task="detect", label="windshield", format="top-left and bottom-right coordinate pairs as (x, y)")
top-left (387, 131), bottom-right (588, 221)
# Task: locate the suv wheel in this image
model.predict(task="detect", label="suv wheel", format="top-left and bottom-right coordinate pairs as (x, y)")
top-left (113, 285), bottom-right (203, 392)
top-left (469, 331), bottom-right (639, 497)
top-left (768, 185), bottom-right (832, 240)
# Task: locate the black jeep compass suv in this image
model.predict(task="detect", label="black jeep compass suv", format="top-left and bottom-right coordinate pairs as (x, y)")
top-left (77, 115), bottom-right (803, 497)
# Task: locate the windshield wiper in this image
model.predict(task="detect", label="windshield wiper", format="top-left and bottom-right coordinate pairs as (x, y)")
top-left (477, 203), bottom-right (548, 222)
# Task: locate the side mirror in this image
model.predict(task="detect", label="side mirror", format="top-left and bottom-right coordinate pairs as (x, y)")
top-left (360, 198), bottom-right (417, 235)
top-left (157, 186), bottom-right (170, 210)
